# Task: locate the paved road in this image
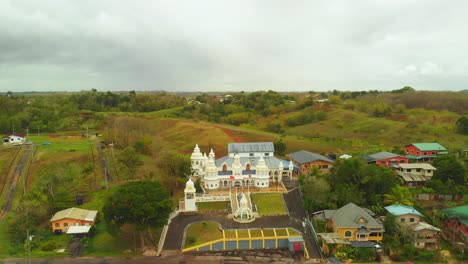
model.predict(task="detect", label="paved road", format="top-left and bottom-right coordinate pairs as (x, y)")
top-left (163, 187), bottom-right (322, 260)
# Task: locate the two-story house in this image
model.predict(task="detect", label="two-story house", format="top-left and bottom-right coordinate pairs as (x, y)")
top-left (405, 143), bottom-right (448, 162)
top-left (364, 152), bottom-right (408, 167)
top-left (287, 150), bottom-right (334, 174)
top-left (385, 205), bottom-right (440, 250)
top-left (393, 163), bottom-right (437, 188)
top-left (315, 203), bottom-right (384, 254)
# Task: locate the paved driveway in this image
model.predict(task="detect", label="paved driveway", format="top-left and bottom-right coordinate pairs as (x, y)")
top-left (163, 188), bottom-right (321, 260)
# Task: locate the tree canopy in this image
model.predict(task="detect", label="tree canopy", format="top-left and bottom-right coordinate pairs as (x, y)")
top-left (432, 155), bottom-right (465, 186)
top-left (103, 181), bottom-right (173, 230)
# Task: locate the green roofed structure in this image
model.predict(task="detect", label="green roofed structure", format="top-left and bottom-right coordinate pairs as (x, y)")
top-left (404, 143), bottom-right (448, 162)
top-left (441, 206), bottom-right (468, 244)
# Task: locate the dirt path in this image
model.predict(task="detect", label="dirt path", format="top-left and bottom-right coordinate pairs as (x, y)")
top-left (0, 145), bottom-right (32, 221)
top-left (215, 126), bottom-right (243, 142)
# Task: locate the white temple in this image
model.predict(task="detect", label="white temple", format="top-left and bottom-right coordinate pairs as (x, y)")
top-left (183, 178), bottom-right (196, 211)
top-left (191, 142), bottom-right (295, 190)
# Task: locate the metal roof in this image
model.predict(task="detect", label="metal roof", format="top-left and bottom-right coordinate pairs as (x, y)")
top-left (50, 208), bottom-right (98, 222)
top-left (66, 225), bottom-right (92, 234)
top-left (287, 150), bottom-right (334, 164)
top-left (322, 203), bottom-right (383, 230)
top-left (409, 222), bottom-right (440, 232)
top-left (407, 143), bottom-right (447, 151)
top-left (215, 155), bottom-right (297, 170)
top-left (397, 163), bottom-right (437, 170)
top-left (366, 152), bottom-right (403, 162)
top-left (228, 142), bottom-right (274, 154)
top-left (385, 205), bottom-right (423, 217)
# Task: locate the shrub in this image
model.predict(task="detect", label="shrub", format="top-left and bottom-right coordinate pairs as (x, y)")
top-left (41, 241), bottom-right (57, 251)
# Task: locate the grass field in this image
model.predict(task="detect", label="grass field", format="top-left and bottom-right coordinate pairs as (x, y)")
top-left (197, 201), bottom-right (230, 212)
top-left (184, 222), bottom-right (223, 248)
top-left (250, 193), bottom-right (288, 215)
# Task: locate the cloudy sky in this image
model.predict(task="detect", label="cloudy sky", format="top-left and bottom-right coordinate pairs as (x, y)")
top-left (1, 0), bottom-right (467, 92)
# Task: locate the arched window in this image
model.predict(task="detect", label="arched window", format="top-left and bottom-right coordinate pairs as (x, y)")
top-left (345, 231), bottom-right (352, 237)
top-left (223, 164), bottom-right (227, 171)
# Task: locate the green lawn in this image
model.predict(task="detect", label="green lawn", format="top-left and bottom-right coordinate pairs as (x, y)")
top-left (184, 222), bottom-right (223, 248)
top-left (250, 193), bottom-right (288, 215)
top-left (197, 201), bottom-right (229, 212)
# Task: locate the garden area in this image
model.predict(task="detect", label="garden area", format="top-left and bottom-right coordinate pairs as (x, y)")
top-left (250, 193), bottom-right (288, 215)
top-left (184, 221), bottom-right (223, 248)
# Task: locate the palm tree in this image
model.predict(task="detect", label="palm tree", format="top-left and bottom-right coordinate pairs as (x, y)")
top-left (384, 185), bottom-right (414, 206)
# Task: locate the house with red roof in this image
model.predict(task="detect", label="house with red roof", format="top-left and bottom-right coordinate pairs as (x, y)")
top-left (364, 152), bottom-right (408, 167)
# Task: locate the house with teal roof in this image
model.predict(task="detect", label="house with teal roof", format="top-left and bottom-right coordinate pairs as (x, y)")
top-left (385, 205), bottom-right (441, 250)
top-left (404, 143), bottom-right (448, 162)
top-left (385, 205), bottom-right (423, 224)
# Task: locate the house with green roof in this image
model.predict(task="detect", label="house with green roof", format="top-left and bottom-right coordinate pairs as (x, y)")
top-left (441, 206), bottom-right (468, 244)
top-left (404, 143), bottom-right (448, 162)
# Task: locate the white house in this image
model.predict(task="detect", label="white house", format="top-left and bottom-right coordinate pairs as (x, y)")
top-left (2, 133), bottom-right (26, 145)
top-left (393, 163), bottom-right (437, 188)
top-left (191, 142), bottom-right (294, 190)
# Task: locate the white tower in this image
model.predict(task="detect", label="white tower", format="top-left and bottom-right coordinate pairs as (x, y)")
top-left (184, 178), bottom-right (196, 211)
top-left (209, 148), bottom-right (215, 160)
top-left (288, 160), bottom-right (294, 180)
top-left (255, 156), bottom-right (270, 188)
top-left (204, 157), bottom-right (219, 190)
top-left (191, 144), bottom-right (204, 177)
top-left (278, 161), bottom-right (284, 182)
top-left (232, 154), bottom-right (243, 176)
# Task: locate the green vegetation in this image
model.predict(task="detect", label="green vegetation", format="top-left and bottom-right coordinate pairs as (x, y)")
top-left (184, 222), bottom-right (222, 248)
top-left (197, 201), bottom-right (229, 212)
top-left (250, 193), bottom-right (287, 215)
top-left (0, 89), bottom-right (467, 258)
top-left (103, 181), bottom-right (173, 250)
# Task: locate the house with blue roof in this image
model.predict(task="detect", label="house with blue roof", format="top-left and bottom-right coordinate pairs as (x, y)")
top-left (385, 205), bottom-right (423, 224)
top-left (385, 205), bottom-right (441, 250)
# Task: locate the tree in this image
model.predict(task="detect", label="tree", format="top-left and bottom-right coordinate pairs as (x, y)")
top-left (117, 147), bottom-right (143, 179)
top-left (456, 116), bottom-right (468, 134)
top-left (274, 138), bottom-right (287, 156)
top-left (384, 185), bottom-right (414, 206)
top-left (102, 181), bottom-right (173, 249)
top-left (432, 155), bottom-right (465, 186)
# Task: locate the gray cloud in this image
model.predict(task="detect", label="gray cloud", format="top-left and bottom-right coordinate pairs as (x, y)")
top-left (1, 0), bottom-right (467, 92)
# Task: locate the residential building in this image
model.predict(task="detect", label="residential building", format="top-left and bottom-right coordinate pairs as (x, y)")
top-left (385, 205), bottom-right (440, 250)
top-left (191, 142), bottom-right (295, 190)
top-left (50, 207), bottom-right (98, 234)
top-left (315, 203), bottom-right (384, 242)
top-left (364, 151), bottom-right (408, 167)
top-left (405, 143), bottom-right (448, 162)
top-left (393, 163), bottom-right (437, 188)
top-left (2, 133), bottom-right (26, 145)
top-left (287, 150), bottom-right (334, 174)
top-left (441, 206), bottom-right (468, 244)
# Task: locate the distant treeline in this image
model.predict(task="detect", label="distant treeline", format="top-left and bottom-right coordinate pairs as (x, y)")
top-left (1, 87), bottom-right (467, 135)
top-left (0, 90), bottom-right (184, 134)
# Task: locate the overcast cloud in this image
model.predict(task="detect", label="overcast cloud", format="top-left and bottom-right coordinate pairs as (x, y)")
top-left (1, 0), bottom-right (467, 92)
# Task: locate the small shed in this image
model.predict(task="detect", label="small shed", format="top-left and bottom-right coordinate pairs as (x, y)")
top-left (288, 237), bottom-right (304, 251)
